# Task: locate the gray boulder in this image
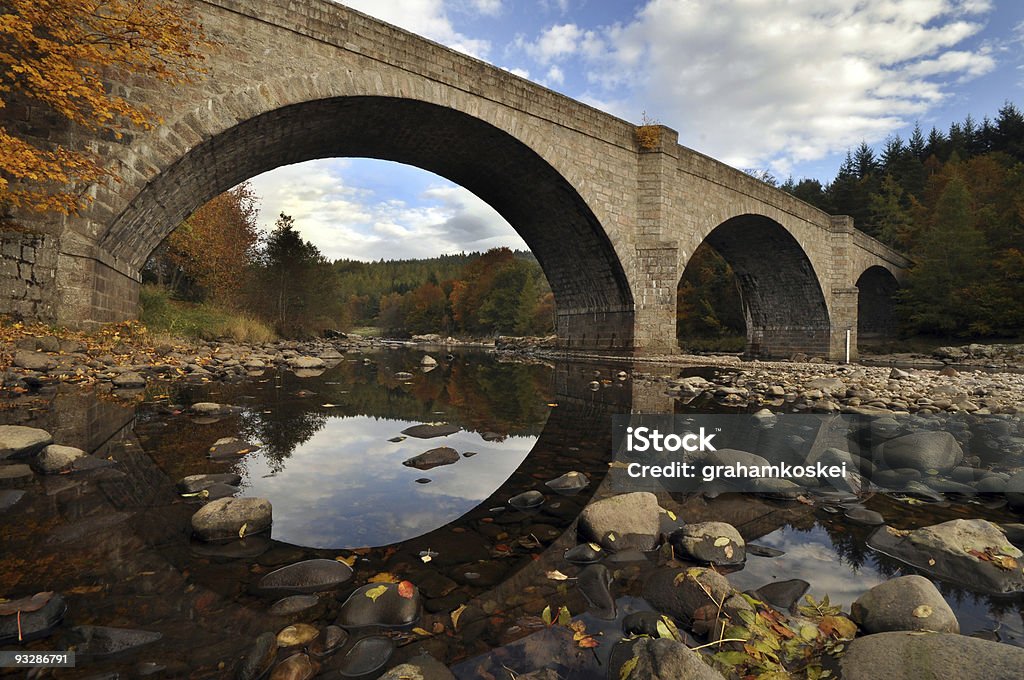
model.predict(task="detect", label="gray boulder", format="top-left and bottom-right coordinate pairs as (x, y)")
top-left (190, 497), bottom-right (272, 541)
top-left (642, 567), bottom-right (733, 626)
top-left (0, 425), bottom-right (52, 459)
top-left (851, 575), bottom-right (958, 633)
top-left (671, 521), bottom-right (745, 566)
top-left (867, 519), bottom-right (1024, 594)
top-left (578, 492), bottom-right (660, 550)
top-left (875, 431), bottom-right (963, 471)
top-left (834, 631), bottom-right (1024, 680)
top-left (112, 371), bottom-right (146, 388)
top-left (32, 444), bottom-right (86, 474)
top-left (13, 349), bottom-right (53, 371)
top-left (615, 637), bottom-right (725, 680)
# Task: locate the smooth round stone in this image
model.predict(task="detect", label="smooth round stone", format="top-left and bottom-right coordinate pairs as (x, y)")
top-left (851, 575), bottom-right (959, 634)
top-left (845, 507), bottom-right (885, 525)
top-left (403, 447), bottom-right (460, 470)
top-left (508, 490), bottom-right (545, 510)
top-left (564, 542), bottom-right (604, 564)
top-left (670, 521), bottom-right (745, 566)
top-left (190, 497), bottom-right (272, 542)
top-left (338, 635), bottom-right (394, 678)
top-left (337, 582), bottom-right (421, 629)
top-left (259, 559), bottom-right (353, 595)
top-left (269, 595), bottom-right (321, 618)
top-left (276, 623), bottom-right (320, 648)
top-left (32, 445), bottom-right (86, 474)
top-left (197, 482), bottom-right (241, 500)
top-left (545, 471), bottom-right (590, 494)
top-left (207, 437), bottom-right (260, 460)
top-left (69, 625), bottom-right (162, 656)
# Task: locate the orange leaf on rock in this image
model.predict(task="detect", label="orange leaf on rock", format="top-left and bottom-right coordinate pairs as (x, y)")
top-left (398, 581), bottom-right (416, 599)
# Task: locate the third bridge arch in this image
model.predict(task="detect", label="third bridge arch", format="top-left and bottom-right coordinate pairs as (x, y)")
top-left (0, 0), bottom-right (910, 359)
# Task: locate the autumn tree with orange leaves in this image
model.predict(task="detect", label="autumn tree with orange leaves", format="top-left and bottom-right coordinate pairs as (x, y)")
top-left (146, 183), bottom-right (261, 304)
top-left (0, 0), bottom-right (207, 216)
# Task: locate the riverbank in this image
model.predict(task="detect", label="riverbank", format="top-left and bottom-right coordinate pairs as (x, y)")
top-left (4, 321), bottom-right (1024, 416)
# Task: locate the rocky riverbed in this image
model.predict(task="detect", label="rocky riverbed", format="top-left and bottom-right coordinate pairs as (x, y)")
top-left (4, 326), bottom-right (1024, 678)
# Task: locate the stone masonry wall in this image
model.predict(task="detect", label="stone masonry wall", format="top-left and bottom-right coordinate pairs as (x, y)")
top-left (0, 231), bottom-right (58, 321)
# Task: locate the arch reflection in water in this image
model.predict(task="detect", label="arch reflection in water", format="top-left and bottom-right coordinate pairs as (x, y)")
top-left (240, 416), bottom-right (538, 549)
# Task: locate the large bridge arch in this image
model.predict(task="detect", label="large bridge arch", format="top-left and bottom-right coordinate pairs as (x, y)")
top-left (96, 94), bottom-right (635, 350)
top-left (677, 212), bottom-right (832, 358)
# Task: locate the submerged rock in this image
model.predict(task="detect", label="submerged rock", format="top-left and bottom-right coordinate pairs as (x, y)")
top-left (208, 437), bottom-right (260, 460)
top-left (401, 423), bottom-right (460, 439)
top-left (508, 489), bottom-right (545, 510)
top-left (236, 632), bottom-right (278, 680)
top-left (0, 591), bottom-right (66, 643)
top-left (337, 635), bottom-right (394, 678)
top-left (545, 471), bottom-right (590, 494)
top-left (577, 564), bottom-right (615, 619)
top-left (191, 497), bottom-right (272, 542)
top-left (403, 447), bottom-right (460, 470)
top-left (851, 575), bottom-right (958, 634)
top-left (69, 625), bottom-right (162, 656)
top-left (268, 595), bottom-right (321, 618)
top-left (337, 582), bottom-right (421, 628)
top-left (178, 473), bottom-right (243, 494)
top-left (258, 559), bottom-right (353, 595)
top-left (578, 492), bottom-right (660, 551)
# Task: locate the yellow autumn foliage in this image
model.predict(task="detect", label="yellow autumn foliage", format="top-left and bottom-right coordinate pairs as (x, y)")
top-left (0, 0), bottom-right (208, 215)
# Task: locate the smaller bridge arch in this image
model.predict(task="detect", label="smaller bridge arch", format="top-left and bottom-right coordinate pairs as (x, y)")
top-left (677, 211), bottom-right (834, 359)
top-left (856, 265), bottom-right (902, 343)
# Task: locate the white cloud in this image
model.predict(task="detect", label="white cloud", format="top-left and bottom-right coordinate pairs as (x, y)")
top-left (337, 0), bottom-right (491, 58)
top-left (544, 0), bottom-right (996, 173)
top-left (468, 0), bottom-right (502, 16)
top-left (523, 23), bottom-right (583, 63)
top-left (545, 64), bottom-right (565, 86)
top-left (245, 160), bottom-right (525, 261)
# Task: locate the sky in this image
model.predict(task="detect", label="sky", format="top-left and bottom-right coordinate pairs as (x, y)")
top-left (245, 0), bottom-right (1024, 261)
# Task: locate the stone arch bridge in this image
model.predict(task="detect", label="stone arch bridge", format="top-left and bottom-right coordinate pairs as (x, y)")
top-left (0, 0), bottom-right (909, 360)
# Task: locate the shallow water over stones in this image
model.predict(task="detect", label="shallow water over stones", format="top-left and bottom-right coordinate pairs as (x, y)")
top-left (4, 347), bottom-right (1024, 677)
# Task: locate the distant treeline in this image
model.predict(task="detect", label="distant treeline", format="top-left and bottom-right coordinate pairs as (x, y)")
top-left (682, 100), bottom-right (1024, 341)
top-left (143, 198), bottom-right (553, 338)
